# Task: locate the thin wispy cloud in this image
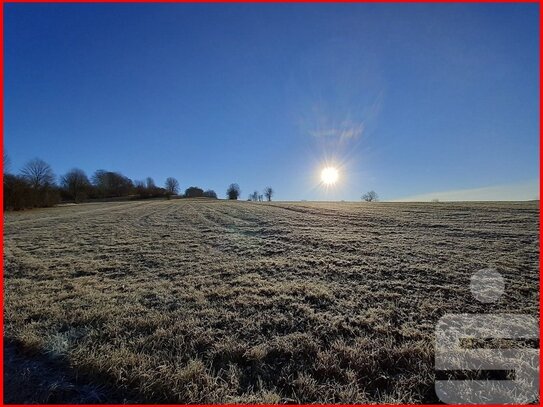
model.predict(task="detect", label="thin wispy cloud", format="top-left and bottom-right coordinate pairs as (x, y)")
top-left (393, 180), bottom-right (539, 202)
top-left (310, 121), bottom-right (365, 143)
top-left (306, 90), bottom-right (384, 150)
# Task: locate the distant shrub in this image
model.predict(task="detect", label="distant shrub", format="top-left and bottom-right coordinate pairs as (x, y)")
top-left (4, 174), bottom-right (32, 210)
top-left (226, 183), bottom-right (241, 200)
top-left (185, 186), bottom-right (204, 198)
top-left (362, 191), bottom-right (378, 202)
top-left (134, 180), bottom-right (149, 199)
top-left (91, 170), bottom-right (133, 198)
top-left (132, 178), bottom-right (167, 199)
top-left (4, 174), bottom-right (60, 210)
top-left (203, 190), bottom-right (218, 199)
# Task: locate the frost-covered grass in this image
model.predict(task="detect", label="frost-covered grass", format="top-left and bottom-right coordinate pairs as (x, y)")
top-left (4, 199), bottom-right (539, 403)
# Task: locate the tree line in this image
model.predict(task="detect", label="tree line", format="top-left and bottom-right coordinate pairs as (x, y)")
top-left (247, 187), bottom-right (274, 202)
top-left (3, 155), bottom-right (275, 211)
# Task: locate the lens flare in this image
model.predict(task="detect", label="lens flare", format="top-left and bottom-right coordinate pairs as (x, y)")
top-left (321, 167), bottom-right (339, 185)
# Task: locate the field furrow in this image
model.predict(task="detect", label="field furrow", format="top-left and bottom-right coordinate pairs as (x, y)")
top-left (4, 199), bottom-right (539, 403)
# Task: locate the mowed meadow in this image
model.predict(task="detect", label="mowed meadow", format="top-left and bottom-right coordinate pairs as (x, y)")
top-left (4, 199), bottom-right (540, 403)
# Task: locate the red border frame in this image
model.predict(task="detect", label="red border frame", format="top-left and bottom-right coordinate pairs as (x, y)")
top-left (0, 1), bottom-right (539, 406)
top-left (1, 0), bottom-right (539, 3)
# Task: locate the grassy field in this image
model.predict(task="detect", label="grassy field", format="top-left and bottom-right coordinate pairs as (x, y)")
top-left (3, 199), bottom-right (539, 403)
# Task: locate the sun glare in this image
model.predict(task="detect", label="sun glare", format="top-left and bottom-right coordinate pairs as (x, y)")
top-left (321, 167), bottom-right (339, 185)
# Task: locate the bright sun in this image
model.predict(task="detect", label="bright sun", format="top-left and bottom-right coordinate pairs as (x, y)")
top-left (321, 167), bottom-right (339, 185)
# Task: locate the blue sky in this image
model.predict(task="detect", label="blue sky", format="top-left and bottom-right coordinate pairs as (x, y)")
top-left (4, 3), bottom-right (539, 201)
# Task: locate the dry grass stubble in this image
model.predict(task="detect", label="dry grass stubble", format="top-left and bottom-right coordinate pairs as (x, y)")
top-left (4, 199), bottom-right (539, 403)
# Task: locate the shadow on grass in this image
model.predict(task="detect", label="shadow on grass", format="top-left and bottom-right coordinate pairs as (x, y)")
top-left (4, 337), bottom-right (144, 404)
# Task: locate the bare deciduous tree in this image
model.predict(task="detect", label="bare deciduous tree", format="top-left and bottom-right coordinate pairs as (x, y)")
top-left (61, 168), bottom-right (91, 203)
top-left (264, 186), bottom-right (273, 201)
top-left (146, 177), bottom-right (156, 189)
top-left (362, 190), bottom-right (378, 202)
top-left (92, 170), bottom-right (133, 198)
top-left (165, 177), bottom-right (179, 196)
top-left (21, 158), bottom-right (55, 188)
top-left (227, 183), bottom-right (241, 200)
top-left (4, 153), bottom-right (11, 174)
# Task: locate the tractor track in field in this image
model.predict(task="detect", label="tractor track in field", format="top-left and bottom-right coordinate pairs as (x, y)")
top-left (4, 199), bottom-right (539, 404)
